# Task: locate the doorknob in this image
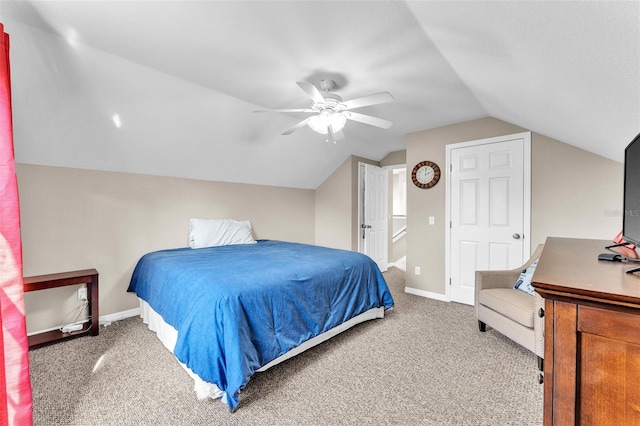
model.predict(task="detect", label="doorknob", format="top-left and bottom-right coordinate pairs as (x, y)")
top-left (513, 233), bottom-right (521, 240)
top-left (361, 224), bottom-right (372, 229)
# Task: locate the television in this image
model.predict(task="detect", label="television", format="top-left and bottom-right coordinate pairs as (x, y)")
top-left (623, 132), bottom-right (640, 248)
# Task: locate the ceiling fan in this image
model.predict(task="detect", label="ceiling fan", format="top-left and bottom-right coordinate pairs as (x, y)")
top-left (255, 79), bottom-right (394, 143)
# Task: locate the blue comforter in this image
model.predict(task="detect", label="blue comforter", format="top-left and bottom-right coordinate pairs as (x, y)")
top-left (127, 240), bottom-right (394, 409)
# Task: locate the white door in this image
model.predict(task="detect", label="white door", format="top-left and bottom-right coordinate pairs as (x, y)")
top-left (359, 163), bottom-right (389, 272)
top-left (447, 133), bottom-right (531, 305)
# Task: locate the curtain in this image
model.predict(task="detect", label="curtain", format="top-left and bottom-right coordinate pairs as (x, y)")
top-left (0, 24), bottom-right (33, 425)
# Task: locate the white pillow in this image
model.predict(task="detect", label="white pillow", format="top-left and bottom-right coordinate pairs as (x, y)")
top-left (189, 218), bottom-right (256, 249)
top-left (513, 259), bottom-right (539, 295)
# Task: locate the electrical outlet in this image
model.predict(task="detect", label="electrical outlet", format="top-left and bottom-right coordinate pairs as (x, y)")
top-left (77, 287), bottom-right (87, 301)
top-left (415, 266), bottom-right (421, 275)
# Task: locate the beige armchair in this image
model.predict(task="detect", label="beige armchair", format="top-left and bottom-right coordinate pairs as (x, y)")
top-left (475, 244), bottom-right (545, 372)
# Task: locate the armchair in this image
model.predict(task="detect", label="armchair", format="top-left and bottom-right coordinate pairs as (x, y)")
top-left (475, 244), bottom-right (545, 372)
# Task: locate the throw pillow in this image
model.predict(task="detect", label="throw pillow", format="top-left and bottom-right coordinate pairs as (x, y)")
top-left (513, 259), bottom-right (539, 295)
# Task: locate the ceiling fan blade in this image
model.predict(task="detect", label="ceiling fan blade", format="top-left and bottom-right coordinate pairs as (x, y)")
top-left (297, 81), bottom-right (325, 104)
top-left (254, 108), bottom-right (314, 113)
top-left (281, 117), bottom-right (312, 135)
top-left (340, 92), bottom-right (394, 110)
top-left (345, 112), bottom-right (393, 129)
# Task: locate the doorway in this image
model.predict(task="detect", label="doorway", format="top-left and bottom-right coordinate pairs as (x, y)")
top-left (391, 166), bottom-right (407, 270)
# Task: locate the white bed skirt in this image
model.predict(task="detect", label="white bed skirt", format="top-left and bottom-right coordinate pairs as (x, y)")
top-left (138, 298), bottom-right (386, 404)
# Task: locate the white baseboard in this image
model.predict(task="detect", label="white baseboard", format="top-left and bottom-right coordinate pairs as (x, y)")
top-left (388, 256), bottom-right (406, 267)
top-left (100, 307), bottom-right (140, 322)
top-left (388, 257), bottom-right (406, 273)
top-left (27, 308), bottom-right (141, 337)
top-left (404, 286), bottom-right (450, 302)
top-left (27, 321), bottom-right (89, 336)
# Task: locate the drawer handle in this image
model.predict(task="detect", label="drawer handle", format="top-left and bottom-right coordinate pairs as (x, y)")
top-left (538, 308), bottom-right (545, 318)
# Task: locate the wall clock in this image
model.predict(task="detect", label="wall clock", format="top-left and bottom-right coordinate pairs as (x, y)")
top-left (412, 161), bottom-right (441, 189)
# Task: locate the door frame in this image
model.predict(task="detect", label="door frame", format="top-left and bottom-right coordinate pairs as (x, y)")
top-left (444, 132), bottom-right (532, 302)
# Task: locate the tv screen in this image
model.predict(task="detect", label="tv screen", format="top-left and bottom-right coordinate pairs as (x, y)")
top-left (623, 132), bottom-right (640, 246)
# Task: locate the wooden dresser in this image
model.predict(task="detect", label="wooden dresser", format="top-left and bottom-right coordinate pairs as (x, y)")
top-left (532, 237), bottom-right (640, 425)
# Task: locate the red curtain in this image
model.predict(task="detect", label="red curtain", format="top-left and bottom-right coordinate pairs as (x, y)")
top-left (0, 24), bottom-right (33, 425)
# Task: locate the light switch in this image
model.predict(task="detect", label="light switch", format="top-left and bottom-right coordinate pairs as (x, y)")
top-left (429, 216), bottom-right (435, 225)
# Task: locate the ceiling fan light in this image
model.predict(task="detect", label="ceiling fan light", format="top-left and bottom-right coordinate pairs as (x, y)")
top-left (307, 111), bottom-right (331, 135)
top-left (330, 113), bottom-right (346, 133)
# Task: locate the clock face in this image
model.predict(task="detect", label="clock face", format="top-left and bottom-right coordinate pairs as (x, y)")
top-left (412, 161), bottom-right (441, 189)
top-left (416, 166), bottom-right (434, 184)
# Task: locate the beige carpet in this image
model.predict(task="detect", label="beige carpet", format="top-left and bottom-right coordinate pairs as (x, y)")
top-left (29, 266), bottom-right (543, 425)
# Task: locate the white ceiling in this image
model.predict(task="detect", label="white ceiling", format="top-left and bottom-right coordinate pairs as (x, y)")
top-left (1, 1), bottom-right (638, 189)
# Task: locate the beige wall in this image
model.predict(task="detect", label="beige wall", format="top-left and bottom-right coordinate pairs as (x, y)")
top-left (406, 117), bottom-right (623, 296)
top-left (18, 164), bottom-right (315, 333)
top-left (315, 155), bottom-right (380, 252)
top-left (315, 157), bottom-right (353, 250)
top-left (380, 150), bottom-right (406, 167)
top-left (20, 117), bottom-right (624, 331)
top-left (315, 150), bottom-right (406, 261)
top-left (392, 233), bottom-right (406, 263)
top-left (530, 133), bottom-right (623, 245)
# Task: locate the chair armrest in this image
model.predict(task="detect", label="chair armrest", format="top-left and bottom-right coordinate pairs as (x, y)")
top-left (474, 244), bottom-right (545, 307)
top-left (475, 244), bottom-right (545, 292)
top-left (476, 269), bottom-right (520, 291)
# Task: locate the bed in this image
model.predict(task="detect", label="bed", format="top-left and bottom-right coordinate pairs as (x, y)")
top-left (127, 231), bottom-right (394, 410)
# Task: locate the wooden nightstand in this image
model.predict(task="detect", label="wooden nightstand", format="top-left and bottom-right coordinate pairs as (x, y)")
top-left (24, 269), bottom-right (99, 349)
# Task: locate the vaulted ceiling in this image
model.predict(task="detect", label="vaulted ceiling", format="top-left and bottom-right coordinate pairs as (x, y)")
top-left (1, 1), bottom-right (638, 189)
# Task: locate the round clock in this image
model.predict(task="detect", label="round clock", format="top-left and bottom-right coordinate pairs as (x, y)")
top-left (412, 161), bottom-right (441, 189)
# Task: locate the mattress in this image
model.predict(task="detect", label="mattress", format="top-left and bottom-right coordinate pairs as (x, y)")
top-left (127, 240), bottom-right (394, 409)
top-left (138, 298), bottom-right (386, 401)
